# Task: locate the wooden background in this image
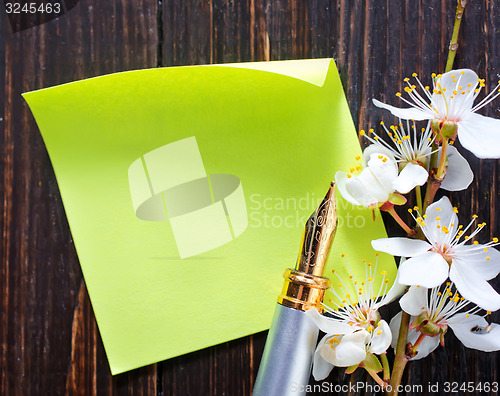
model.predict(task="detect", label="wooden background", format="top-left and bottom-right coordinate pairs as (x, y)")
top-left (1, 0), bottom-right (499, 395)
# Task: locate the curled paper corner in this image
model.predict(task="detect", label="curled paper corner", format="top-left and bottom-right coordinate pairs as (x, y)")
top-left (128, 136), bottom-right (248, 258)
top-left (216, 58), bottom-right (333, 88)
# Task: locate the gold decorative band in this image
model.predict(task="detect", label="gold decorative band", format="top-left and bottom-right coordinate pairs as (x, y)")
top-left (277, 269), bottom-right (331, 312)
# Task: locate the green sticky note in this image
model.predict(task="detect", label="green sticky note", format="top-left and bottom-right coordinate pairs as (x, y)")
top-left (23, 59), bottom-right (395, 375)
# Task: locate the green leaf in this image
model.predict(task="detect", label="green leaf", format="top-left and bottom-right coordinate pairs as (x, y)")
top-left (363, 353), bottom-right (383, 373)
top-left (345, 363), bottom-right (360, 374)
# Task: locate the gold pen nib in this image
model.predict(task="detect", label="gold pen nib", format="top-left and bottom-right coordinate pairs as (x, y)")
top-left (296, 181), bottom-right (337, 277)
top-left (278, 182), bottom-right (337, 312)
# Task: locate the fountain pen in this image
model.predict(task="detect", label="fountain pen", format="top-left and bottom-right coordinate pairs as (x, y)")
top-left (253, 182), bottom-right (337, 395)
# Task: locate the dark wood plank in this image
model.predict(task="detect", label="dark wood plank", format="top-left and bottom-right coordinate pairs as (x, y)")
top-left (1, 1), bottom-right (158, 395)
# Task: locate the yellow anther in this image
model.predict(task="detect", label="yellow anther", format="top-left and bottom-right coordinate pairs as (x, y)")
top-left (404, 77), bottom-right (410, 82)
top-left (374, 136), bottom-right (380, 141)
top-left (473, 214), bottom-right (478, 218)
top-left (355, 155), bottom-right (361, 161)
top-left (453, 207), bottom-right (458, 213)
top-left (436, 207), bottom-right (441, 211)
top-left (484, 248), bottom-right (489, 252)
top-left (377, 330), bottom-right (382, 335)
top-left (474, 241), bottom-right (479, 245)
top-left (487, 257), bottom-right (490, 261)
top-left (408, 208), bottom-right (413, 213)
top-left (381, 270), bottom-right (387, 275)
top-left (412, 73), bottom-right (417, 77)
top-left (493, 238), bottom-right (498, 243)
top-left (436, 217), bottom-right (441, 221)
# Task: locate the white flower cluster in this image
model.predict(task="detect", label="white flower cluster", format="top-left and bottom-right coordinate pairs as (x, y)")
top-left (308, 69), bottom-right (500, 381)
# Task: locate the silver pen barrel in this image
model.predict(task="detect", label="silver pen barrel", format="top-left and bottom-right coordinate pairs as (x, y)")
top-left (253, 183), bottom-right (337, 396)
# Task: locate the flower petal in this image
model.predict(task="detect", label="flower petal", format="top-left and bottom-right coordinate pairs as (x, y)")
top-left (371, 237), bottom-right (431, 257)
top-left (458, 113), bottom-right (500, 159)
top-left (368, 320), bottom-right (392, 354)
top-left (434, 69), bottom-right (478, 118)
top-left (332, 330), bottom-right (370, 367)
top-left (400, 285), bottom-right (428, 316)
top-left (363, 144), bottom-right (397, 164)
top-left (372, 99), bottom-right (434, 121)
top-left (392, 162), bottom-right (428, 194)
top-left (453, 244), bottom-right (500, 281)
top-left (366, 152), bottom-right (398, 193)
top-left (398, 251), bottom-right (449, 288)
top-left (305, 308), bottom-right (356, 335)
top-left (335, 171), bottom-right (362, 206)
top-left (411, 334), bottom-right (440, 361)
top-left (439, 146), bottom-right (474, 191)
top-left (389, 312), bottom-right (403, 349)
top-left (448, 313), bottom-right (500, 352)
top-left (312, 334), bottom-right (335, 380)
top-left (449, 259), bottom-right (500, 311)
top-left (423, 196), bottom-right (458, 243)
top-left (345, 173), bottom-right (387, 207)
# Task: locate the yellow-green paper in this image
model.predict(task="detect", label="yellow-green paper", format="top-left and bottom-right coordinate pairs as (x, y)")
top-left (23, 59), bottom-right (395, 374)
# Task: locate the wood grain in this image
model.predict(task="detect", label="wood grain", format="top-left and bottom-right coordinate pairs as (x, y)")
top-left (1, 1), bottom-right (499, 395)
